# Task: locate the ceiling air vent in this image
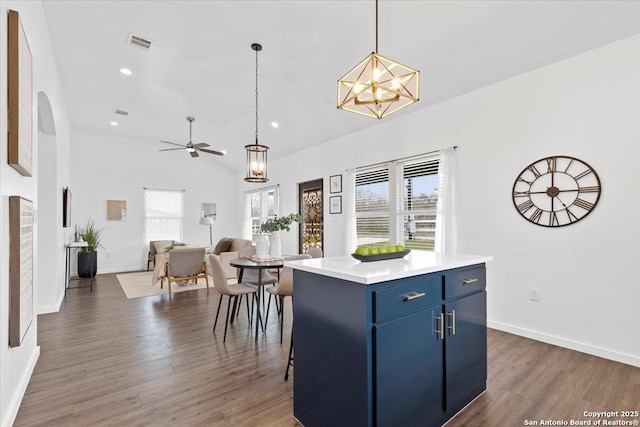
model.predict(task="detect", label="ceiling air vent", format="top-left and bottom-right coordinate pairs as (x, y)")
top-left (127, 33), bottom-right (152, 51)
top-left (114, 109), bottom-right (129, 116)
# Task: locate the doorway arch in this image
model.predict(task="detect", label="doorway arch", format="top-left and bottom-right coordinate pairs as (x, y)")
top-left (36, 91), bottom-right (62, 313)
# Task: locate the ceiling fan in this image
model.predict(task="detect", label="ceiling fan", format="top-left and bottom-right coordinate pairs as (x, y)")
top-left (159, 116), bottom-right (225, 158)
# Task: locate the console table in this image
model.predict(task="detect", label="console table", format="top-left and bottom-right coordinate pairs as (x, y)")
top-left (65, 242), bottom-right (94, 294)
top-left (286, 251), bottom-right (492, 427)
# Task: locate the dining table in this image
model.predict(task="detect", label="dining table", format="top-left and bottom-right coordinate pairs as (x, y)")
top-left (230, 257), bottom-right (284, 342)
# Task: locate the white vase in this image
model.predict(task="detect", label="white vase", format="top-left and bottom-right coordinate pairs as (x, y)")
top-left (269, 231), bottom-right (282, 259)
top-left (256, 234), bottom-right (269, 258)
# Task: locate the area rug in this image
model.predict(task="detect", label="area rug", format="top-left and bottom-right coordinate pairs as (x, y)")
top-left (116, 271), bottom-right (209, 299)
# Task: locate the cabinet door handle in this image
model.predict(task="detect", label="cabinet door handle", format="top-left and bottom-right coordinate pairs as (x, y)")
top-left (403, 292), bottom-right (426, 301)
top-left (447, 310), bottom-right (456, 335)
top-left (435, 313), bottom-right (445, 340)
top-left (462, 278), bottom-right (478, 285)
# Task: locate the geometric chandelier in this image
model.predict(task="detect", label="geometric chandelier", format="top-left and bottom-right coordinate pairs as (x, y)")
top-left (337, 0), bottom-right (419, 119)
top-left (245, 43), bottom-right (269, 183)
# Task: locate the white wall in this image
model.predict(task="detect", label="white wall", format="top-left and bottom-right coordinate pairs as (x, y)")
top-left (241, 35), bottom-right (640, 367)
top-left (0, 1), bottom-right (71, 426)
top-left (70, 130), bottom-right (239, 273)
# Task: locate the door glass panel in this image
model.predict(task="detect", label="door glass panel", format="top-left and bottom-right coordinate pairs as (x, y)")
top-left (299, 179), bottom-right (323, 254)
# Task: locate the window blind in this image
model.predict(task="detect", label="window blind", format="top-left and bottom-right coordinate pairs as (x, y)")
top-left (395, 155), bottom-right (440, 250)
top-left (353, 152), bottom-right (441, 251)
top-left (355, 166), bottom-right (390, 246)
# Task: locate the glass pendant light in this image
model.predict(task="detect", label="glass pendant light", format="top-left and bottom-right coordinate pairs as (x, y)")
top-left (245, 43), bottom-right (269, 183)
top-left (337, 0), bottom-right (420, 119)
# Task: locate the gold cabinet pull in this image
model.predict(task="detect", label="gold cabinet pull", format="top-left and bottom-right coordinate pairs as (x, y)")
top-left (462, 278), bottom-right (478, 285)
top-left (403, 292), bottom-right (426, 301)
top-left (447, 310), bottom-right (456, 335)
top-left (435, 313), bottom-right (445, 340)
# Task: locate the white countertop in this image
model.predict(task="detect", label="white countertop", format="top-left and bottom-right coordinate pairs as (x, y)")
top-left (285, 252), bottom-right (493, 285)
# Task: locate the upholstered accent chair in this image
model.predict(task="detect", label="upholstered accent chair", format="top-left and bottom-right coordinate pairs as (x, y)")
top-left (165, 247), bottom-right (209, 296)
top-left (148, 240), bottom-right (173, 270)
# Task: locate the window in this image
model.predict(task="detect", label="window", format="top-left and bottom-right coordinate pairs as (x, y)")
top-left (245, 186), bottom-right (279, 241)
top-left (355, 153), bottom-right (440, 250)
top-left (355, 167), bottom-right (390, 247)
top-left (396, 158), bottom-right (439, 250)
top-left (144, 189), bottom-right (184, 243)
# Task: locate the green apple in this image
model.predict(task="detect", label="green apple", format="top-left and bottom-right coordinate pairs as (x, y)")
top-left (355, 247), bottom-right (369, 256)
top-left (386, 245), bottom-right (397, 253)
top-left (395, 245), bottom-right (405, 252)
top-left (369, 247), bottom-right (379, 255)
top-left (378, 246), bottom-right (388, 254)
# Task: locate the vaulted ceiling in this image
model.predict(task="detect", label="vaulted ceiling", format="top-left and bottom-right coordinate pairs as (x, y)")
top-left (42, 1), bottom-right (640, 173)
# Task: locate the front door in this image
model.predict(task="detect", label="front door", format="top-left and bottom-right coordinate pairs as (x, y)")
top-left (298, 179), bottom-right (323, 254)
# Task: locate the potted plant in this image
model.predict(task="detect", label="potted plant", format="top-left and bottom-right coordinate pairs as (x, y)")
top-left (77, 219), bottom-right (104, 278)
top-left (260, 213), bottom-right (301, 258)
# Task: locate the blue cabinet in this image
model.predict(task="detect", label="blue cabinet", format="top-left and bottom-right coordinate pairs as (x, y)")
top-left (374, 306), bottom-right (444, 426)
top-left (445, 291), bottom-right (487, 417)
top-left (293, 263), bottom-right (487, 427)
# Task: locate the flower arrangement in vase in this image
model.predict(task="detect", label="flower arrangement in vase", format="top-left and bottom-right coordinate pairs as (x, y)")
top-left (260, 213), bottom-right (301, 258)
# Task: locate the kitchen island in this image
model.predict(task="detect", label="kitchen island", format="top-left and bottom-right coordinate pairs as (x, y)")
top-left (286, 251), bottom-right (493, 427)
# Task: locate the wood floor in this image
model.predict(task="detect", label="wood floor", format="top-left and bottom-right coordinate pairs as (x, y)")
top-left (15, 273), bottom-right (639, 427)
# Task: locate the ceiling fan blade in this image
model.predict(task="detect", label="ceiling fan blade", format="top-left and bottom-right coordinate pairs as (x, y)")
top-left (160, 140), bottom-right (186, 148)
top-left (159, 147), bottom-right (186, 152)
top-left (199, 148), bottom-right (225, 156)
top-left (190, 151), bottom-right (199, 158)
top-left (194, 142), bottom-right (210, 148)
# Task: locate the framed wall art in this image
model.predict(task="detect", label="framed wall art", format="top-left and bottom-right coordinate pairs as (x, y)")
top-left (330, 174), bottom-right (342, 194)
top-left (9, 196), bottom-right (34, 347)
top-left (63, 187), bottom-right (72, 227)
top-left (7, 10), bottom-right (33, 177)
top-left (107, 200), bottom-right (127, 221)
top-left (330, 195), bottom-right (342, 214)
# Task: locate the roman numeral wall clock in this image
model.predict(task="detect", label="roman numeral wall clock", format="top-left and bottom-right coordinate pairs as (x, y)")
top-left (512, 155), bottom-right (601, 227)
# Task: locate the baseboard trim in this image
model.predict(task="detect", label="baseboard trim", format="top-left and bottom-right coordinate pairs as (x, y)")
top-left (37, 290), bottom-right (65, 314)
top-left (97, 266), bottom-right (142, 275)
top-left (1, 346), bottom-right (40, 427)
top-left (488, 320), bottom-right (640, 368)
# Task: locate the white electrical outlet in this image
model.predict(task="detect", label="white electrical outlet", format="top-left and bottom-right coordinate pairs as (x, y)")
top-left (529, 287), bottom-right (540, 301)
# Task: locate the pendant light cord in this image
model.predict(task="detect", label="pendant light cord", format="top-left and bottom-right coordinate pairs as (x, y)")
top-left (375, 0), bottom-right (378, 53)
top-left (255, 47), bottom-right (259, 145)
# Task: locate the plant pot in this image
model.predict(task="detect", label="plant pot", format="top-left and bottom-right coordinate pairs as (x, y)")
top-left (78, 250), bottom-right (98, 278)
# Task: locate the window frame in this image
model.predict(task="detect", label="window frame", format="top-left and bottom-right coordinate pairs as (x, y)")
top-left (354, 153), bottom-right (440, 251)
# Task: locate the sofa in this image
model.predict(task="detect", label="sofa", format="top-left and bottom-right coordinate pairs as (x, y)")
top-left (207, 238), bottom-right (252, 279)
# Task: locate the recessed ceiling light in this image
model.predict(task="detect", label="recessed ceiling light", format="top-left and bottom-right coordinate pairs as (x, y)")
top-left (109, 121), bottom-right (119, 126)
top-left (271, 122), bottom-right (279, 128)
top-left (221, 150), bottom-right (227, 155)
top-left (119, 68), bottom-right (132, 76)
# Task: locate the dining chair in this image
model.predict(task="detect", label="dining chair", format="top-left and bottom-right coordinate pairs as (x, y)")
top-left (265, 254), bottom-right (311, 343)
top-left (307, 246), bottom-right (323, 258)
top-left (165, 247), bottom-right (209, 296)
top-left (209, 255), bottom-right (258, 343)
